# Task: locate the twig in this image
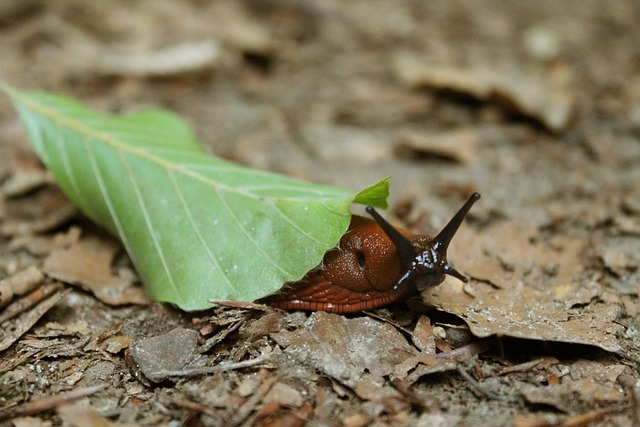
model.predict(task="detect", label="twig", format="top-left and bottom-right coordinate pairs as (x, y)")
top-left (0, 282), bottom-right (64, 324)
top-left (618, 374), bottom-right (639, 426)
top-left (0, 287), bottom-right (69, 352)
top-left (514, 406), bottom-right (628, 427)
top-left (556, 407), bottom-right (623, 427)
top-left (208, 299), bottom-right (276, 312)
top-left (230, 369), bottom-right (276, 427)
top-left (456, 364), bottom-right (517, 403)
top-left (199, 319), bottom-right (244, 354)
top-left (363, 310), bottom-right (412, 335)
top-left (159, 394), bottom-right (224, 421)
top-left (0, 384), bottom-right (107, 420)
top-left (150, 354), bottom-right (269, 378)
top-left (435, 339), bottom-right (493, 360)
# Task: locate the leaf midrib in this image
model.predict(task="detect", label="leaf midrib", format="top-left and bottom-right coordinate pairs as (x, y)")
top-left (13, 87), bottom-right (345, 287)
top-left (14, 90), bottom-right (348, 204)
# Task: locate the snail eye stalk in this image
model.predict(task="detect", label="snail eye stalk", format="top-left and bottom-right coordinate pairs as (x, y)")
top-left (365, 206), bottom-right (416, 266)
top-left (434, 193), bottom-right (480, 253)
top-left (367, 192), bottom-right (481, 287)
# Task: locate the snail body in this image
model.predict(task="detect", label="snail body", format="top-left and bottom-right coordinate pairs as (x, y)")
top-left (261, 193), bottom-right (480, 313)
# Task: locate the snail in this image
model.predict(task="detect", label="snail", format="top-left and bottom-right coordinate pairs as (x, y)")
top-left (260, 193), bottom-right (480, 313)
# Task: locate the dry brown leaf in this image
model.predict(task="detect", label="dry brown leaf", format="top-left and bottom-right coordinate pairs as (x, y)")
top-left (43, 236), bottom-right (148, 306)
top-left (209, 1), bottom-right (273, 54)
top-left (272, 314), bottom-right (461, 390)
top-left (396, 129), bottom-right (479, 164)
top-left (100, 336), bottom-right (135, 354)
top-left (614, 214), bottom-right (640, 235)
top-left (1, 188), bottom-right (77, 236)
top-left (393, 53), bottom-right (573, 132)
top-left (394, 354), bottom-right (457, 384)
top-left (239, 312), bottom-right (287, 339)
top-left (58, 402), bottom-right (138, 427)
top-left (426, 221), bottom-right (625, 353)
top-left (263, 382), bottom-right (305, 408)
top-left (272, 312), bottom-right (416, 387)
top-left (2, 168), bottom-right (52, 197)
top-left (450, 222), bottom-right (587, 294)
top-left (520, 360), bottom-right (628, 409)
top-left (9, 226), bottom-right (82, 257)
top-left (427, 280), bottom-right (623, 353)
top-left (410, 315), bottom-right (436, 354)
top-left (597, 237), bottom-right (640, 279)
top-left (94, 41), bottom-right (221, 77)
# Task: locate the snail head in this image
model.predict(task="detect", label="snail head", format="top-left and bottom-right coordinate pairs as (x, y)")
top-left (366, 192), bottom-right (480, 291)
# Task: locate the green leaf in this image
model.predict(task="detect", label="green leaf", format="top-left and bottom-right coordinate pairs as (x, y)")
top-left (353, 176), bottom-right (390, 209)
top-left (1, 82), bottom-right (389, 311)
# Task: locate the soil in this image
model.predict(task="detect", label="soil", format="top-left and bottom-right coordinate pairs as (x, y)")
top-left (1, 1), bottom-right (639, 426)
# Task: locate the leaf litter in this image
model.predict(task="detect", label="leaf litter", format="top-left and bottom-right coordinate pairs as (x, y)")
top-left (425, 222), bottom-right (626, 353)
top-left (1, 1), bottom-right (640, 426)
top-left (43, 232), bottom-right (148, 306)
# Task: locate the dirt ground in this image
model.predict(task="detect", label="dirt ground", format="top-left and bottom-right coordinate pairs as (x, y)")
top-left (1, 1), bottom-right (640, 426)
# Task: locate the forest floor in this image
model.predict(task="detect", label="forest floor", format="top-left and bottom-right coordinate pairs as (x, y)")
top-left (0, 1), bottom-right (639, 426)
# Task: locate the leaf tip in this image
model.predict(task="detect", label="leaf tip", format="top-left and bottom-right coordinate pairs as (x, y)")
top-left (353, 176), bottom-right (391, 209)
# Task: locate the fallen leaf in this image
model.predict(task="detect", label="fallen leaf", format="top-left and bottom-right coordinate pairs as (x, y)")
top-left (427, 280), bottom-right (624, 353)
top-left (43, 236), bottom-right (148, 306)
top-left (263, 382), bottom-right (304, 407)
top-left (58, 403), bottom-right (138, 427)
top-left (596, 236), bottom-right (640, 278)
top-left (520, 360), bottom-right (628, 409)
top-left (100, 336), bottom-right (135, 354)
top-left (425, 221), bottom-right (625, 353)
top-left (94, 41), bottom-right (221, 77)
top-left (0, 265), bottom-right (45, 307)
top-left (272, 312), bottom-right (416, 386)
top-left (2, 168), bottom-right (52, 197)
top-left (410, 315), bottom-right (436, 354)
top-left (393, 354), bottom-right (457, 384)
top-left (393, 53), bottom-right (573, 132)
top-left (466, 223), bottom-right (585, 289)
top-left (239, 312), bottom-right (287, 339)
top-left (0, 187), bottom-right (77, 237)
top-left (58, 359), bottom-right (90, 386)
top-left (396, 129), bottom-right (479, 164)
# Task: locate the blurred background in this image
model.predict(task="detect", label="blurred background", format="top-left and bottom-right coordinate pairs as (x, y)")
top-left (2, 0), bottom-right (638, 229)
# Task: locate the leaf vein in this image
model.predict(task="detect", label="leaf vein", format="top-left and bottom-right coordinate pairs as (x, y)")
top-left (268, 203), bottom-right (330, 247)
top-left (213, 186), bottom-right (291, 276)
top-left (56, 123), bottom-right (88, 211)
top-left (167, 169), bottom-right (237, 292)
top-left (84, 138), bottom-right (136, 273)
top-left (119, 151), bottom-right (180, 300)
